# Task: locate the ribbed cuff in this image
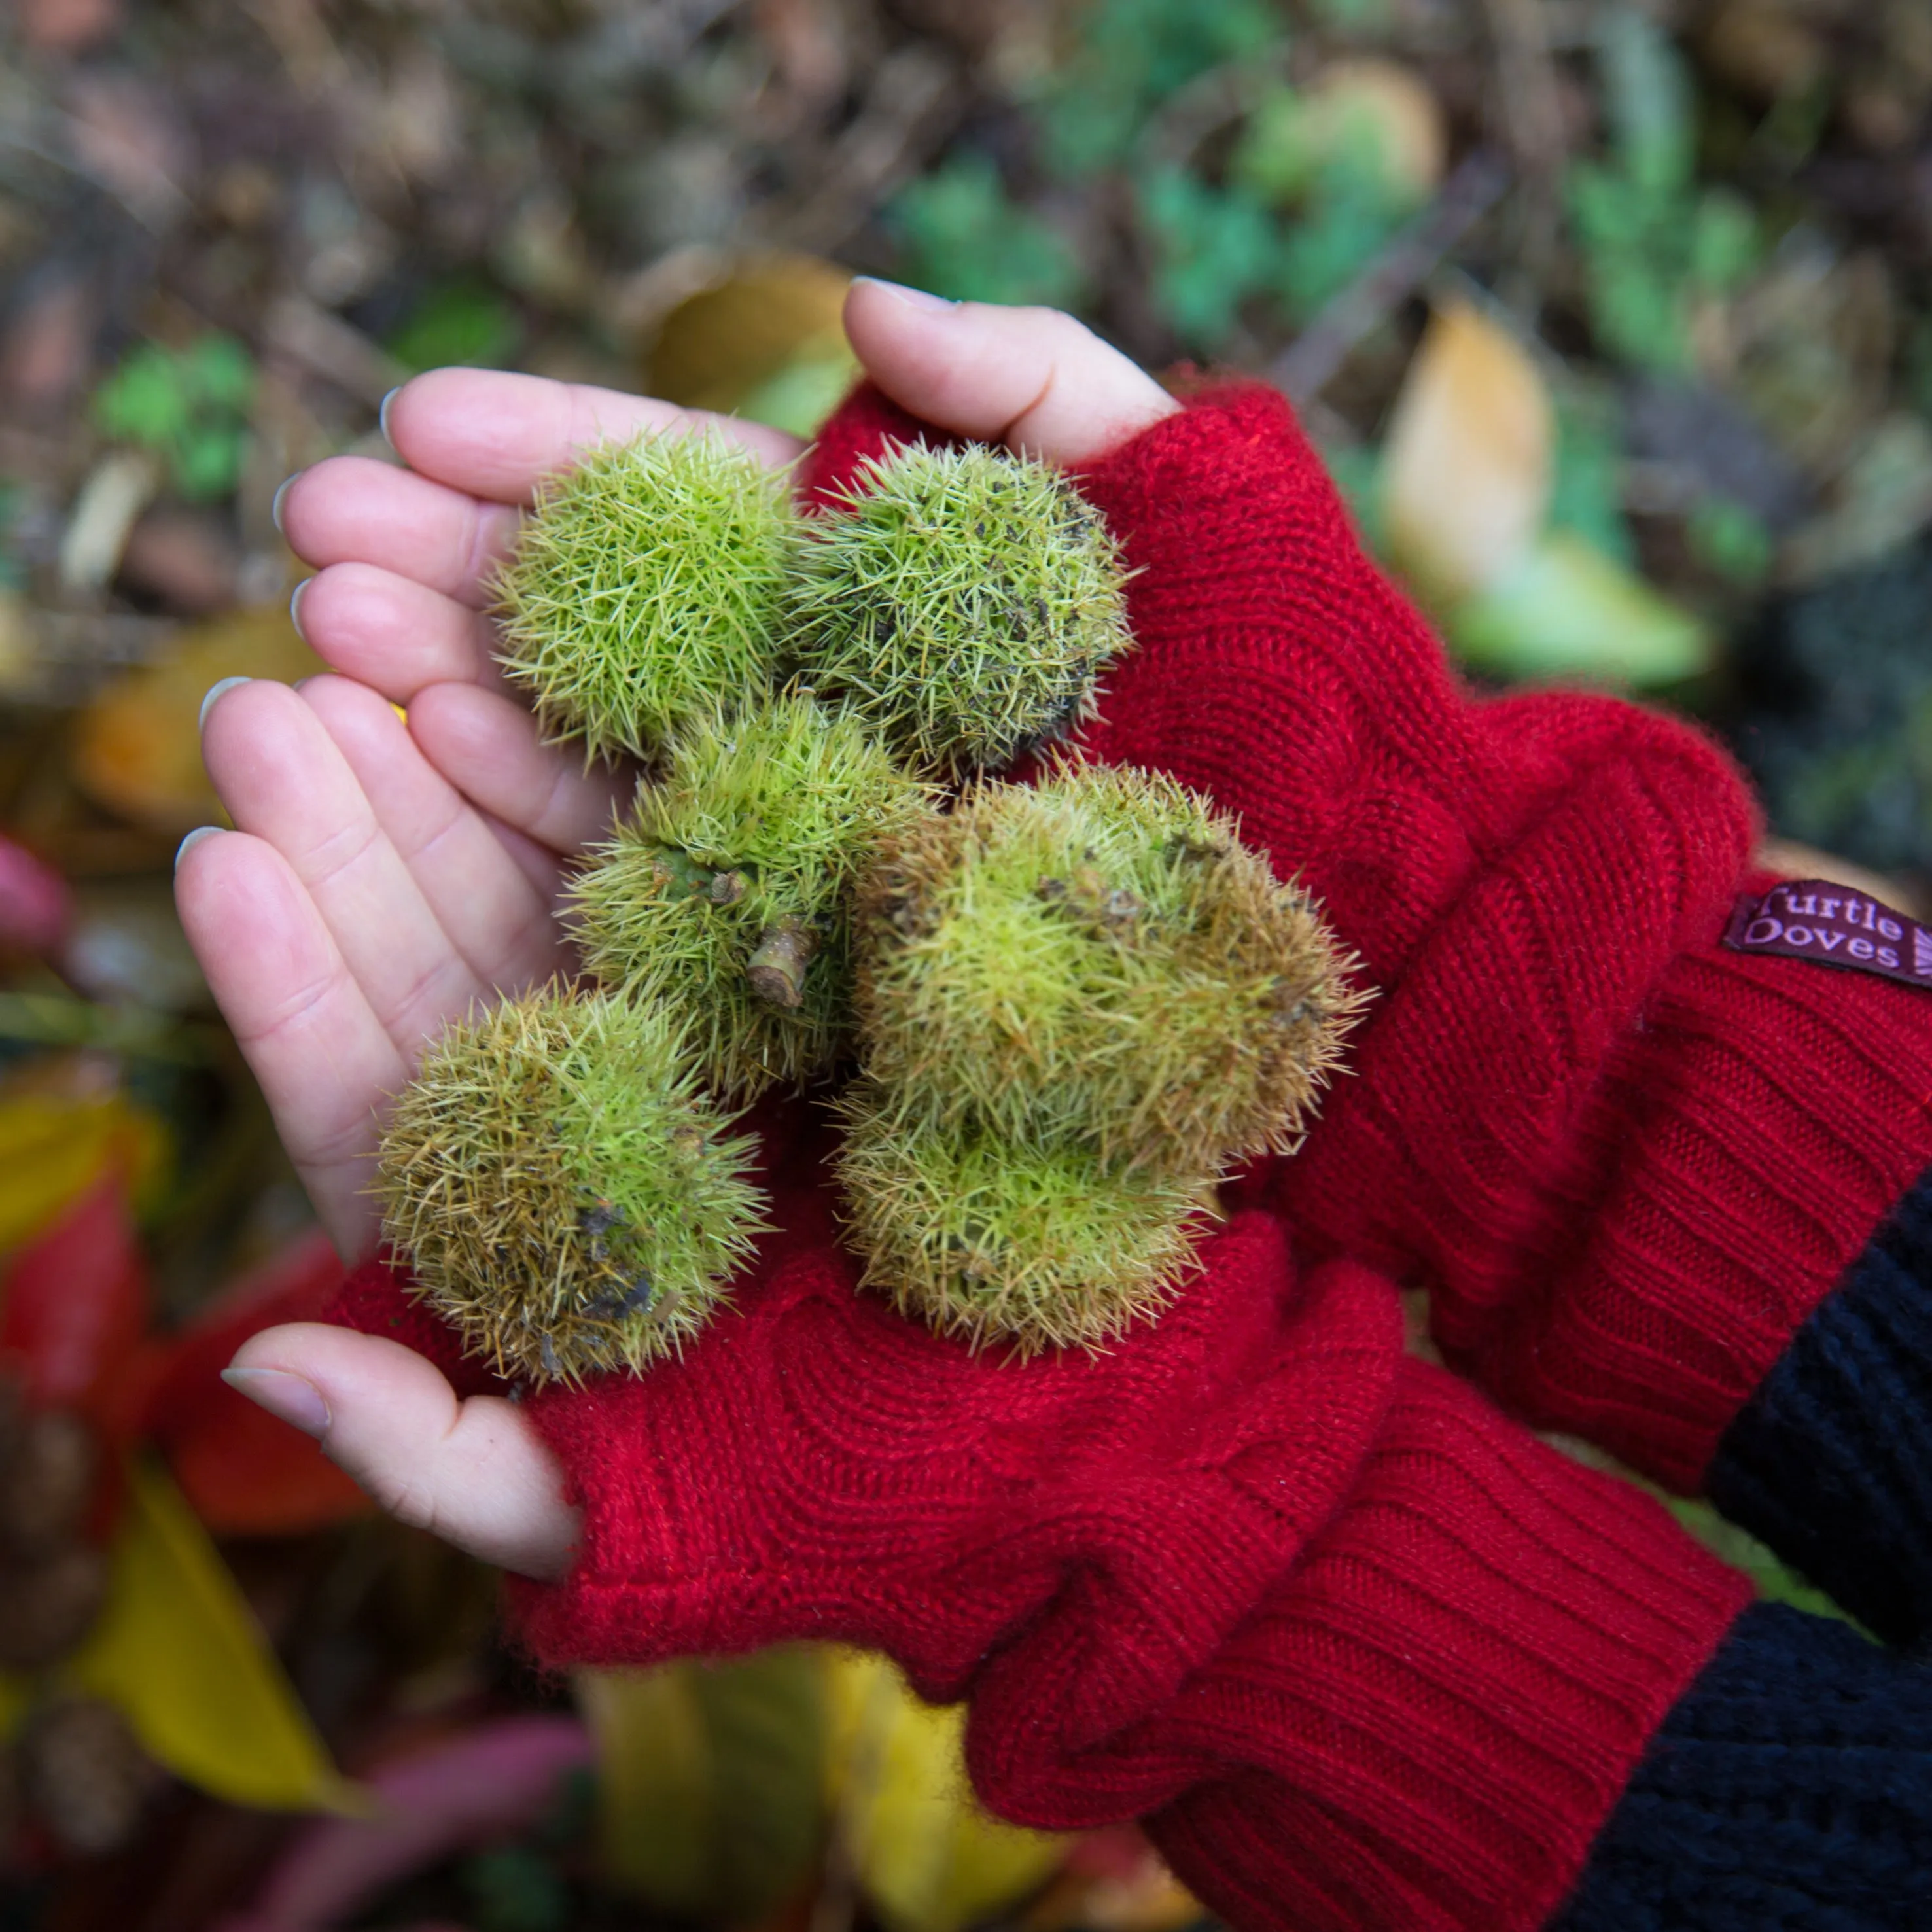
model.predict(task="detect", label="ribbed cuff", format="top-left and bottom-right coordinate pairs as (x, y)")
top-left (1708, 1162), bottom-right (1932, 1647)
top-left (1100, 1361), bottom-right (1753, 1932)
top-left (1554, 1601), bottom-right (1932, 1930)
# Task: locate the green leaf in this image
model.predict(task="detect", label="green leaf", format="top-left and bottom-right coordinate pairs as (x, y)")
top-left (888, 156), bottom-right (1085, 309)
top-left (1138, 166), bottom-right (1278, 349)
top-left (1549, 399), bottom-right (1634, 568)
top-left (1596, 3), bottom-right (1694, 195)
top-left (385, 277), bottom-right (524, 375)
top-left (94, 346), bottom-right (192, 448)
top-left (1448, 529), bottom-right (1712, 688)
top-left (1037, 0), bottom-right (1286, 177)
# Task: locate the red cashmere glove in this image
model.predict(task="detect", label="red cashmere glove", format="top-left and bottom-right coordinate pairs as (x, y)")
top-left (330, 1120), bottom-right (1749, 1932)
top-left (805, 383), bottom-right (1932, 1491)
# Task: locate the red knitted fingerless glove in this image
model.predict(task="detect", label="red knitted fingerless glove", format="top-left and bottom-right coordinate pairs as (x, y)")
top-left (328, 1178), bottom-right (1749, 1932)
top-left (803, 382), bottom-right (1932, 1490)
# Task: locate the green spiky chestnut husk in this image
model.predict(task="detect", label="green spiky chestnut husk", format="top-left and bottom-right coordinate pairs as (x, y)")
top-left (377, 984), bottom-right (768, 1385)
top-left (787, 444), bottom-right (1133, 776)
top-left (856, 762), bottom-right (1366, 1172)
top-left (834, 1081), bottom-right (1214, 1354)
top-left (571, 694), bottom-right (938, 1095)
top-left (494, 432), bottom-right (794, 763)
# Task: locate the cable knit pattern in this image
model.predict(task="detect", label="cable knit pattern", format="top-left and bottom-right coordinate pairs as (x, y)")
top-left (1554, 1602), bottom-right (1932, 1929)
top-left (1708, 1163), bottom-right (1932, 1647)
top-left (799, 382), bottom-right (1932, 1489)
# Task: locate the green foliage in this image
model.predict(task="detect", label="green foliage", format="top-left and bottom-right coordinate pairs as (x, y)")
top-left (495, 431), bottom-right (796, 762)
top-left (377, 985), bottom-right (768, 1385)
top-left (571, 695), bottom-right (937, 1095)
top-left (1036, 0), bottom-right (1286, 179)
top-left (1685, 496), bottom-right (1773, 586)
top-left (835, 1083), bottom-right (1213, 1353)
top-left (788, 445), bottom-right (1132, 777)
top-left (1549, 398), bottom-right (1634, 568)
top-left (0, 485), bottom-right (25, 593)
top-left (1136, 167), bottom-right (1280, 348)
top-left (385, 275), bottom-right (524, 374)
top-left (92, 335), bottom-right (256, 501)
top-left (461, 1845), bottom-right (572, 1932)
top-left (887, 156), bottom-right (1086, 310)
top-left (1567, 11), bottom-right (1759, 372)
top-left (855, 764), bottom-right (1363, 1174)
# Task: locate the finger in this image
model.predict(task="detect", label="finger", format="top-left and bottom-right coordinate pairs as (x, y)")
top-left (292, 563), bottom-right (506, 699)
top-left (225, 1325), bottom-right (579, 1579)
top-left (202, 678), bottom-right (483, 1053)
top-left (385, 368), bottom-right (806, 506)
top-left (279, 458), bottom-right (523, 609)
top-left (300, 675), bottom-right (565, 995)
top-left (175, 830), bottom-right (406, 1258)
top-left (406, 682), bottom-right (632, 856)
top-left (843, 281), bottom-right (1178, 467)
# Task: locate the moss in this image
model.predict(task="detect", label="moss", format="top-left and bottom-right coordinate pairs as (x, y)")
top-left (788, 444), bottom-right (1132, 776)
top-left (494, 432), bottom-right (794, 763)
top-left (572, 694), bottom-right (938, 1095)
top-left (377, 985), bottom-right (767, 1384)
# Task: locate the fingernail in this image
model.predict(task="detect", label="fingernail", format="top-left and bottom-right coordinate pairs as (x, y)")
top-left (852, 276), bottom-right (957, 313)
top-left (271, 474), bottom-right (298, 536)
top-left (174, 826), bottom-right (224, 873)
top-left (289, 578), bottom-right (311, 641)
top-left (199, 675), bottom-right (251, 732)
top-left (379, 386), bottom-right (400, 446)
top-left (222, 1367), bottom-right (331, 1439)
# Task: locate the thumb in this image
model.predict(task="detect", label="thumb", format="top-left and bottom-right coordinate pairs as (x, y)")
top-left (842, 281), bottom-right (1178, 467)
top-left (223, 1324), bottom-right (580, 1580)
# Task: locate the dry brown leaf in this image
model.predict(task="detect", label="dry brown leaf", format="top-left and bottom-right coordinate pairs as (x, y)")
top-left (71, 606), bottom-right (323, 834)
top-left (1380, 301), bottom-right (1553, 610)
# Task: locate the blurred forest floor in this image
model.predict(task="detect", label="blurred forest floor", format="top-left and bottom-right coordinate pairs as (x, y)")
top-left (0, 0), bottom-right (1929, 1927)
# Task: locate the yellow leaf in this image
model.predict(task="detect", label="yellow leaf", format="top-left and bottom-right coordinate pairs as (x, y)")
top-left (825, 1651), bottom-right (1069, 1932)
top-left (1381, 302), bottom-right (1553, 611)
top-left (0, 1087), bottom-right (168, 1254)
top-left (58, 1458), bottom-right (362, 1814)
top-left (645, 253), bottom-right (857, 430)
top-left (73, 606), bottom-right (323, 834)
top-left (576, 1645), bottom-right (828, 1920)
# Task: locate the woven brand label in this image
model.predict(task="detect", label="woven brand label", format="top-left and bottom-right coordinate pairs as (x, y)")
top-left (1723, 878), bottom-right (1932, 989)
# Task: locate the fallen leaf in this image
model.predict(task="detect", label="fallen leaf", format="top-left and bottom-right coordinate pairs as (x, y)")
top-left (576, 1647), bottom-right (828, 1920)
top-left (645, 254), bottom-right (855, 423)
top-left (0, 1169), bottom-right (151, 1427)
top-left (138, 1227), bottom-right (371, 1535)
top-left (71, 605), bottom-right (323, 833)
top-left (56, 1458), bottom-right (361, 1814)
top-left (239, 1716), bottom-right (591, 1929)
top-left (1380, 301), bottom-right (1553, 610)
top-left (824, 1649), bottom-right (1069, 1932)
top-left (1449, 529), bottom-right (1711, 688)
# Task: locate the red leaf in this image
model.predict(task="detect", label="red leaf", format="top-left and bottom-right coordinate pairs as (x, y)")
top-left (0, 1170), bottom-right (148, 1427)
top-left (141, 1227), bottom-right (372, 1534)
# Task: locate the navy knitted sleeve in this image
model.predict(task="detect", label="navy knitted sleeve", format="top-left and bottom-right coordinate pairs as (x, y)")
top-left (1704, 1164), bottom-right (1932, 1648)
top-left (1553, 1601), bottom-right (1932, 1931)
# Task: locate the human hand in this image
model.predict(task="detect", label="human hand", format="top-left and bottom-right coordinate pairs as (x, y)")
top-left (200, 286), bottom-right (1174, 1575)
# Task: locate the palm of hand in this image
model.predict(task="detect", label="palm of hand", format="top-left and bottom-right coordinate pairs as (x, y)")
top-left (182, 286), bottom-right (1176, 1577)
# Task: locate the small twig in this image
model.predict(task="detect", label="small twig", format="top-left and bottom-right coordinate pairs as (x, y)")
top-left (1479, 0), bottom-right (1568, 303)
top-left (1267, 149), bottom-right (1511, 407)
